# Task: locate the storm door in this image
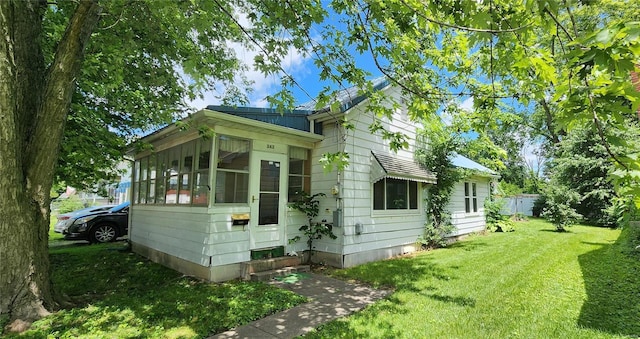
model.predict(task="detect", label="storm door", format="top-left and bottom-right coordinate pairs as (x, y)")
top-left (249, 151), bottom-right (287, 250)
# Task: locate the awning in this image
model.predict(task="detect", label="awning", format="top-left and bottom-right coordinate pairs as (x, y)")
top-left (370, 152), bottom-right (437, 184)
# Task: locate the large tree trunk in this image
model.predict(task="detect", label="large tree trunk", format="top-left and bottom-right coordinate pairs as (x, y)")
top-left (0, 0), bottom-right (100, 332)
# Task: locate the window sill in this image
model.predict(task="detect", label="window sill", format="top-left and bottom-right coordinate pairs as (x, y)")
top-left (372, 209), bottom-right (422, 217)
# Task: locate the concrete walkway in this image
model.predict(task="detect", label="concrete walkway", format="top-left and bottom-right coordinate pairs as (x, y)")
top-left (210, 272), bottom-right (391, 339)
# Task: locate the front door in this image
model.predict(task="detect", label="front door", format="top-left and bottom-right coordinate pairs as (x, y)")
top-left (249, 151), bottom-right (287, 250)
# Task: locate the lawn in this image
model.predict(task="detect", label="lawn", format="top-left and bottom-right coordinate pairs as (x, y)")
top-left (307, 219), bottom-right (640, 338)
top-left (6, 242), bottom-right (306, 338)
top-left (49, 215), bottom-right (64, 242)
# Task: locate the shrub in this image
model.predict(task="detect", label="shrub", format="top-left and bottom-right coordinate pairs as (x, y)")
top-left (541, 185), bottom-right (582, 231)
top-left (484, 198), bottom-right (506, 225)
top-left (418, 213), bottom-right (457, 249)
top-left (55, 195), bottom-right (86, 214)
top-left (288, 192), bottom-right (337, 264)
top-left (487, 219), bottom-right (516, 232)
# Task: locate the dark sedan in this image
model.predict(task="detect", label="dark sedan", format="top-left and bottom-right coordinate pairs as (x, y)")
top-left (64, 202), bottom-right (129, 243)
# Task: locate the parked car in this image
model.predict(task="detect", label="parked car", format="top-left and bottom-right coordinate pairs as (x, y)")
top-left (54, 205), bottom-right (115, 234)
top-left (63, 202), bottom-right (129, 243)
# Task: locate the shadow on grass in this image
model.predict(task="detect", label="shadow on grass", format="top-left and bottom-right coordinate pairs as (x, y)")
top-left (538, 229), bottom-right (573, 233)
top-left (577, 225), bottom-right (640, 336)
top-left (307, 254), bottom-right (473, 338)
top-left (332, 254), bottom-right (456, 291)
top-left (447, 239), bottom-right (489, 252)
top-left (13, 244), bottom-right (306, 338)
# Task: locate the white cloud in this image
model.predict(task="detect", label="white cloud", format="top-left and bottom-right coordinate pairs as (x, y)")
top-left (459, 97), bottom-right (474, 111)
top-left (521, 140), bottom-right (546, 175)
top-left (440, 96), bottom-right (474, 126)
top-left (186, 41), bottom-right (312, 110)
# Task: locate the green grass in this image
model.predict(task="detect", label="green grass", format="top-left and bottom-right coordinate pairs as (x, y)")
top-left (306, 219), bottom-right (640, 338)
top-left (49, 215), bottom-right (64, 242)
top-left (7, 243), bottom-right (306, 338)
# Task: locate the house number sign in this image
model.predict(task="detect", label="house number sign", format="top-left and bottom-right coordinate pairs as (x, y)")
top-left (254, 140), bottom-right (285, 154)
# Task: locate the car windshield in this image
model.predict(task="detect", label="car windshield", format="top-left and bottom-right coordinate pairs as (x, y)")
top-left (109, 202), bottom-right (130, 213)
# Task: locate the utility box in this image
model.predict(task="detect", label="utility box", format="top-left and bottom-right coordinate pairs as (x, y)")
top-left (333, 209), bottom-right (343, 228)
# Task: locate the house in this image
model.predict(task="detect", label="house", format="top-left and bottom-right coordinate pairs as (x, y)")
top-left (128, 77), bottom-right (497, 281)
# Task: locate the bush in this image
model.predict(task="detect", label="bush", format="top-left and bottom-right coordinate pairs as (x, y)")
top-left (484, 198), bottom-right (506, 225)
top-left (541, 185), bottom-right (582, 231)
top-left (288, 192), bottom-right (337, 264)
top-left (55, 195), bottom-right (86, 214)
top-left (418, 213), bottom-right (457, 249)
top-left (487, 219), bottom-right (516, 232)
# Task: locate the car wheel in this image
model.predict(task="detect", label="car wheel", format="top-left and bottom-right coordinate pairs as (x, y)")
top-left (91, 224), bottom-right (117, 243)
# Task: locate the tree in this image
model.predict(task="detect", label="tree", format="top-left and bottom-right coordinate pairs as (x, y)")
top-left (0, 0), bottom-right (324, 331)
top-left (2, 0), bottom-right (639, 332)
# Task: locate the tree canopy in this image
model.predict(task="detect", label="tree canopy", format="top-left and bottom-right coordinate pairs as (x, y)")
top-left (1, 0), bottom-right (639, 333)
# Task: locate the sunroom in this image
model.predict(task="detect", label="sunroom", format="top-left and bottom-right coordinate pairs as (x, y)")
top-left (128, 107), bottom-right (323, 281)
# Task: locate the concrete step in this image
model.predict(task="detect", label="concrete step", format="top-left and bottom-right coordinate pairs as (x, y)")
top-left (250, 265), bottom-right (311, 282)
top-left (240, 256), bottom-right (303, 280)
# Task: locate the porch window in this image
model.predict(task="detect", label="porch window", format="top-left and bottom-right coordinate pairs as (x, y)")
top-left (133, 159), bottom-right (140, 204)
top-left (154, 152), bottom-right (166, 204)
top-left (147, 154), bottom-right (156, 204)
top-left (178, 141), bottom-right (194, 204)
top-left (139, 157), bottom-right (148, 204)
top-left (193, 139), bottom-right (211, 205)
top-left (165, 146), bottom-right (180, 204)
top-left (373, 178), bottom-right (419, 210)
top-left (288, 147), bottom-right (311, 201)
top-left (215, 135), bottom-right (250, 203)
top-left (464, 182), bottom-right (478, 213)
top-left (133, 138), bottom-right (211, 206)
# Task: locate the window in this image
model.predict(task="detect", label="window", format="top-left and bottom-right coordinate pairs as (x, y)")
top-left (139, 157), bottom-right (148, 204)
top-left (465, 182), bottom-right (478, 213)
top-left (155, 152), bottom-right (166, 204)
top-left (193, 139), bottom-right (211, 205)
top-left (148, 154), bottom-right (156, 204)
top-left (133, 160), bottom-right (140, 204)
top-left (178, 141), bottom-right (194, 204)
top-left (288, 147), bottom-right (311, 201)
top-left (373, 178), bottom-right (419, 211)
top-left (133, 138), bottom-right (211, 206)
top-left (215, 135), bottom-right (250, 203)
top-left (165, 146), bottom-right (180, 204)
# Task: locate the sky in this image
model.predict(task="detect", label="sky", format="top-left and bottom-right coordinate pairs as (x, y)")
top-left (182, 7), bottom-right (543, 173)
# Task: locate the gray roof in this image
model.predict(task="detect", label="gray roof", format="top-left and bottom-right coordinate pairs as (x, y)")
top-left (297, 75), bottom-right (390, 112)
top-left (371, 152), bottom-right (437, 184)
top-left (450, 153), bottom-right (498, 175)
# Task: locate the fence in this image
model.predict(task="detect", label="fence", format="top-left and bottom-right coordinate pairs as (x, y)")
top-left (500, 194), bottom-right (540, 216)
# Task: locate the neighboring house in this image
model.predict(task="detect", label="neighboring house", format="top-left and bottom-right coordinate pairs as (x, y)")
top-left (128, 77), bottom-right (497, 281)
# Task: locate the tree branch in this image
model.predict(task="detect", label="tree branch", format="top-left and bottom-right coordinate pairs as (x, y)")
top-left (397, 0), bottom-right (532, 34)
top-left (543, 7), bottom-right (573, 42)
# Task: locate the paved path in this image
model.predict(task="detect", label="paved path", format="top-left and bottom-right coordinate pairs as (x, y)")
top-left (210, 273), bottom-right (391, 339)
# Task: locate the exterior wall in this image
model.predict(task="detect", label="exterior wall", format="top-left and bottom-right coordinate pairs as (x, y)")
top-left (285, 120), bottom-right (342, 257)
top-left (306, 86), bottom-right (429, 268)
top-left (131, 118), bottom-right (321, 280)
top-left (131, 93), bottom-right (496, 278)
top-left (447, 175), bottom-right (492, 236)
